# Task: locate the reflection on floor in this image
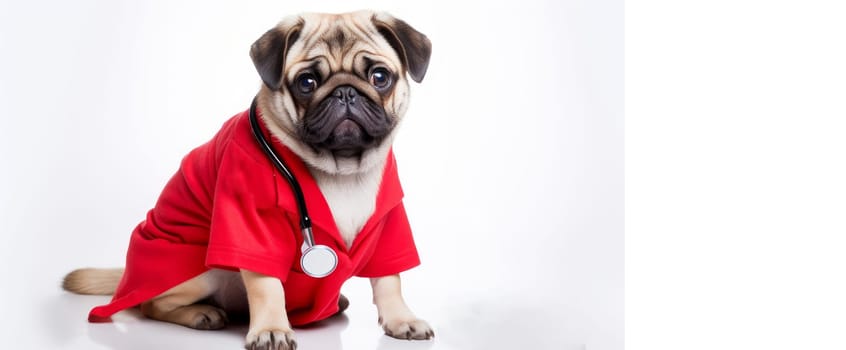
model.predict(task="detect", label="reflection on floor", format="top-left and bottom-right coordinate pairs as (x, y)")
top-left (36, 275), bottom-right (601, 350)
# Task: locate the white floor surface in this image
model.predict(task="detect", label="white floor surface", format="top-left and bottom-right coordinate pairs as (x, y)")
top-left (5, 261), bottom-right (615, 350)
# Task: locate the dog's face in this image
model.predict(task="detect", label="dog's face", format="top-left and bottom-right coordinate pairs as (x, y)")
top-left (251, 11), bottom-right (431, 175)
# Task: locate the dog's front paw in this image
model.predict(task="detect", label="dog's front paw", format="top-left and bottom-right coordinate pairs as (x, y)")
top-left (245, 328), bottom-right (297, 350)
top-left (379, 317), bottom-right (434, 340)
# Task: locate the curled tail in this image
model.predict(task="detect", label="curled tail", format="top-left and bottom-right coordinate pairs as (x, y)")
top-left (62, 268), bottom-right (124, 295)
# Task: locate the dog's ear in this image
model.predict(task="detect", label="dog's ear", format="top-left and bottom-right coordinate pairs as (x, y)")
top-left (372, 13), bottom-right (432, 83)
top-left (250, 18), bottom-right (304, 90)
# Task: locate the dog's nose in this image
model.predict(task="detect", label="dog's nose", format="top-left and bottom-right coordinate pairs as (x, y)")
top-left (333, 86), bottom-right (358, 105)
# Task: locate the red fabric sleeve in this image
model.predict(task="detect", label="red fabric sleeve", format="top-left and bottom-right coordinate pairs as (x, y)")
top-left (355, 203), bottom-right (421, 277)
top-left (205, 141), bottom-right (298, 282)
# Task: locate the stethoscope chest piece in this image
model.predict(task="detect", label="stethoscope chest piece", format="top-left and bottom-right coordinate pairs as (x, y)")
top-left (301, 244), bottom-right (338, 278)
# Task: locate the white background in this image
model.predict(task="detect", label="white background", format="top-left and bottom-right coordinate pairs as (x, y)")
top-left (0, 0), bottom-right (622, 350)
top-left (627, 1), bottom-right (846, 349)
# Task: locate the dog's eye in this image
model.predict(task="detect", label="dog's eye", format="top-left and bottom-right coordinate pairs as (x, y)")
top-left (296, 73), bottom-right (318, 94)
top-left (369, 68), bottom-right (391, 89)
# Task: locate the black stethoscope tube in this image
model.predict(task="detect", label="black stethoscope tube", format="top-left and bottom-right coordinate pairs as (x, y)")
top-left (248, 97), bottom-right (338, 278)
top-left (248, 97), bottom-right (312, 235)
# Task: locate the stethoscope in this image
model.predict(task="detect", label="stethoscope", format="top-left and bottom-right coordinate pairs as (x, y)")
top-left (249, 97), bottom-right (338, 278)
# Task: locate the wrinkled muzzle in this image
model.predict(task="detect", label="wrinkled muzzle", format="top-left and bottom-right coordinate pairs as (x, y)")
top-left (300, 84), bottom-right (394, 157)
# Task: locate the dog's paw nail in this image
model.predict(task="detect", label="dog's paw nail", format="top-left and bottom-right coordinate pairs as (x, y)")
top-left (245, 328), bottom-right (296, 350)
top-left (382, 318), bottom-right (434, 341)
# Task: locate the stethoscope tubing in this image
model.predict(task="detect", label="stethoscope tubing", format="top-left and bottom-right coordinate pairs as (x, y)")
top-left (248, 97), bottom-right (338, 278)
top-left (248, 97), bottom-right (314, 244)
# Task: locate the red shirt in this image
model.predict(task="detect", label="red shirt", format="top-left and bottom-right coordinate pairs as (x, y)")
top-left (88, 109), bottom-right (420, 326)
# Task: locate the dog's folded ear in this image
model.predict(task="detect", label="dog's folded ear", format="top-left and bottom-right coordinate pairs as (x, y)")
top-left (251, 17), bottom-right (304, 90)
top-left (372, 13), bottom-right (432, 83)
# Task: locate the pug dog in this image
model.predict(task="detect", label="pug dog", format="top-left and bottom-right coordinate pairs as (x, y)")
top-left (62, 10), bottom-right (432, 350)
